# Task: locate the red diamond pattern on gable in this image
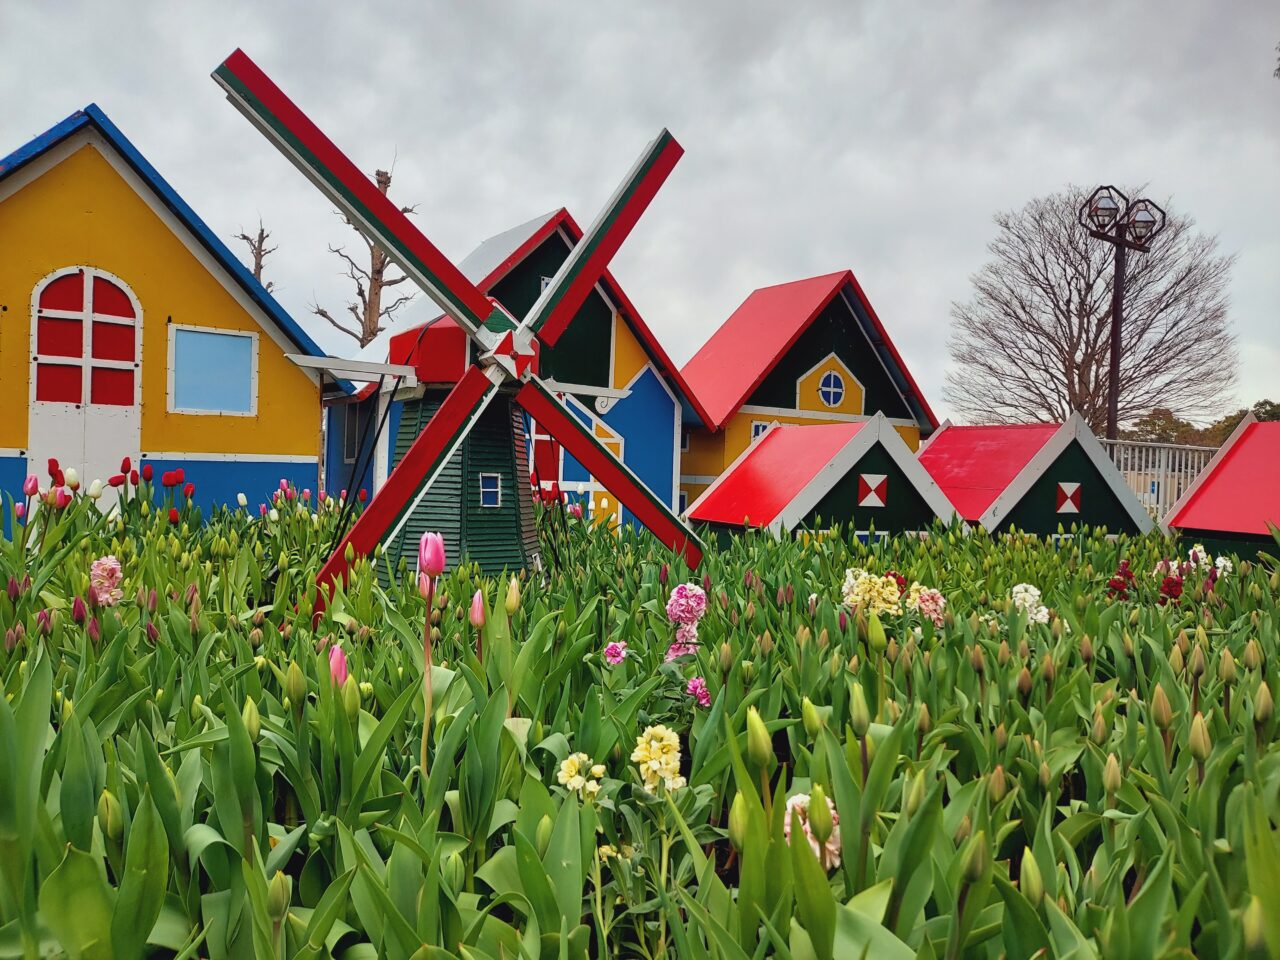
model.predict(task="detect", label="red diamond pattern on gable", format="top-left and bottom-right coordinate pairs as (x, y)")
top-left (1056, 481), bottom-right (1081, 514)
top-left (858, 473), bottom-right (887, 508)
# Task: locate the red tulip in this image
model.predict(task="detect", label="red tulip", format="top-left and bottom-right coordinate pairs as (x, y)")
top-left (109, 474), bottom-right (126, 487)
top-left (120, 456), bottom-right (131, 474)
top-left (142, 463), bottom-right (153, 481)
top-left (183, 482), bottom-right (195, 499)
top-left (47, 458), bottom-right (59, 479)
top-left (72, 596), bottom-right (87, 624)
top-left (53, 468), bottom-right (65, 488)
top-left (130, 469), bottom-right (139, 485)
top-left (174, 468), bottom-right (185, 485)
top-left (358, 488), bottom-right (368, 503)
top-left (168, 507), bottom-right (180, 524)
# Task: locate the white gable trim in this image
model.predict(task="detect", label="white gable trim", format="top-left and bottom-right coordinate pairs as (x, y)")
top-left (777, 413), bottom-right (956, 532)
top-left (0, 130), bottom-right (321, 385)
top-left (980, 412), bottom-right (1153, 533)
top-left (1160, 412), bottom-right (1256, 534)
top-left (915, 418), bottom-right (953, 454)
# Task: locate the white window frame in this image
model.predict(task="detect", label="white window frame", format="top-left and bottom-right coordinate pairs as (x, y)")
top-left (678, 491), bottom-right (688, 513)
top-left (540, 275), bottom-right (554, 291)
top-left (343, 402), bottom-right (361, 463)
top-left (680, 428), bottom-right (690, 452)
top-left (478, 472), bottom-right (503, 508)
top-left (819, 370), bottom-right (845, 408)
top-left (167, 324), bottom-right (259, 417)
top-left (854, 530), bottom-right (890, 545)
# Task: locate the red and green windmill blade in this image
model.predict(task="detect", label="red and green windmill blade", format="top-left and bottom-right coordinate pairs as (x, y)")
top-left (213, 49), bottom-right (705, 600)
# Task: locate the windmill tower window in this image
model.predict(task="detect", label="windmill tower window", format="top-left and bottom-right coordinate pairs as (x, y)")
top-left (479, 473), bottom-right (502, 508)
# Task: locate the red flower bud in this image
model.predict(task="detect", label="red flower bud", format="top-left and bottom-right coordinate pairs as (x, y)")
top-left (120, 456), bottom-right (131, 474)
top-left (142, 463), bottom-right (153, 481)
top-left (47, 458), bottom-right (59, 478)
top-left (109, 474), bottom-right (125, 487)
top-left (358, 488), bottom-right (368, 502)
top-left (169, 507), bottom-right (180, 524)
top-left (130, 469), bottom-right (139, 485)
top-left (183, 482), bottom-right (195, 499)
top-left (72, 596), bottom-right (87, 624)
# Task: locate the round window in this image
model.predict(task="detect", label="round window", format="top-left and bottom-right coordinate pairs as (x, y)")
top-left (819, 370), bottom-right (845, 407)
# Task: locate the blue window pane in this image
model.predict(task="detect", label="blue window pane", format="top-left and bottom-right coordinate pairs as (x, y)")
top-left (479, 474), bottom-right (501, 508)
top-left (819, 371), bottom-right (844, 407)
top-left (173, 329), bottom-right (253, 413)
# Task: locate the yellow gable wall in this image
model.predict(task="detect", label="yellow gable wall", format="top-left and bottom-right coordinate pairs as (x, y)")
top-left (0, 140), bottom-right (318, 456)
top-left (796, 355), bottom-right (863, 416)
top-left (611, 314), bottom-right (649, 390)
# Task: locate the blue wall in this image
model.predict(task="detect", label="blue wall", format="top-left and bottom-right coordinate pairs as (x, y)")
top-left (557, 366), bottom-right (678, 528)
top-left (1, 455), bottom-right (27, 537)
top-left (324, 397), bottom-right (379, 498)
top-left (140, 457), bottom-right (318, 514)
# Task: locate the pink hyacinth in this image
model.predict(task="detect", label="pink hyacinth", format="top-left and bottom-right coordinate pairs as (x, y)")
top-left (603, 640), bottom-right (628, 665)
top-left (665, 623), bottom-right (700, 661)
top-left (568, 502), bottom-right (583, 519)
top-left (89, 555), bottom-right (124, 607)
top-left (665, 583), bottom-right (707, 625)
top-left (686, 676), bottom-right (711, 707)
top-left (329, 644), bottom-right (349, 687)
top-left (913, 587), bottom-right (946, 628)
top-left (783, 792), bottom-right (842, 870)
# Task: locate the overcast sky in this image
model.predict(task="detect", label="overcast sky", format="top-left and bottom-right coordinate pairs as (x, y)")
top-left (3, 1), bottom-right (1276, 422)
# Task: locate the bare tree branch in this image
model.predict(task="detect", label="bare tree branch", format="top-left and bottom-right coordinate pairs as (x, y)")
top-left (234, 218), bottom-right (277, 292)
top-left (944, 185), bottom-right (1237, 430)
top-left (312, 168), bottom-right (418, 347)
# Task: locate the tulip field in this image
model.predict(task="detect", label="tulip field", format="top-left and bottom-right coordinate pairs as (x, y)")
top-left (3, 480), bottom-right (1280, 960)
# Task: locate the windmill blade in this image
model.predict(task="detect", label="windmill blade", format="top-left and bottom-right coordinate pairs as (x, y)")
top-left (518, 130), bottom-right (683, 347)
top-left (515, 379), bottom-right (704, 568)
top-left (315, 364), bottom-right (503, 605)
top-left (213, 49), bottom-right (493, 340)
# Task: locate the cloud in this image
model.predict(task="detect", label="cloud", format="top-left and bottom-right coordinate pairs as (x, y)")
top-left (2, 0), bottom-right (1276, 419)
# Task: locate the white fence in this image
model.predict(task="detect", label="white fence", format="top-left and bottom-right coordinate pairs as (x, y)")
top-left (1099, 439), bottom-right (1216, 519)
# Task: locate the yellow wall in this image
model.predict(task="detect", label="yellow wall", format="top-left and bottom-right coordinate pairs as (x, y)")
top-left (796, 355), bottom-right (863, 415)
top-left (0, 140), bottom-right (318, 455)
top-left (611, 314), bottom-right (648, 390)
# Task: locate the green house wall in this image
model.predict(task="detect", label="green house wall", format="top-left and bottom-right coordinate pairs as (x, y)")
top-left (1174, 529), bottom-right (1276, 562)
top-left (997, 440), bottom-right (1140, 536)
top-left (801, 443), bottom-right (938, 533)
top-left (487, 234), bottom-right (612, 388)
top-left (747, 293), bottom-right (914, 420)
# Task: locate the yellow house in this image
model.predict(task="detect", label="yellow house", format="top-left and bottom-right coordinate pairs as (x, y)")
top-left (0, 104), bottom-right (338, 509)
top-left (678, 270), bottom-right (938, 506)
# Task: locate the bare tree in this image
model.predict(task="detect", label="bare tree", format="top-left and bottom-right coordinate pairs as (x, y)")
top-left (944, 186), bottom-right (1237, 429)
top-left (235, 219), bottom-right (277, 292)
top-left (312, 169), bottom-right (416, 347)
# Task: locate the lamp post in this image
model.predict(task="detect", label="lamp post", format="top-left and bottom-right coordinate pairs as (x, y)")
top-left (1079, 186), bottom-right (1166, 440)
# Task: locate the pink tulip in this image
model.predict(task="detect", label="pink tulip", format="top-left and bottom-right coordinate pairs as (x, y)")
top-left (87, 617), bottom-right (100, 644)
top-left (279, 478), bottom-right (289, 492)
top-left (22, 475), bottom-right (38, 497)
top-left (419, 532), bottom-right (446, 578)
top-left (14, 503), bottom-right (24, 519)
top-left (54, 488), bottom-right (72, 509)
top-left (568, 502), bottom-right (583, 520)
top-left (318, 490), bottom-right (328, 503)
top-left (417, 572), bottom-right (431, 600)
top-left (329, 644), bottom-right (349, 687)
top-left (469, 589), bottom-right (485, 628)
top-left (71, 596), bottom-right (87, 624)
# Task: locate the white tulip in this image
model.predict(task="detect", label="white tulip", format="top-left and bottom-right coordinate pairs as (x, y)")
top-left (237, 492), bottom-right (248, 508)
top-left (86, 479), bottom-right (103, 501)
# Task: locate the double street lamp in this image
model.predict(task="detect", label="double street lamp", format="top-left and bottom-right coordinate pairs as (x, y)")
top-left (1078, 186), bottom-right (1166, 440)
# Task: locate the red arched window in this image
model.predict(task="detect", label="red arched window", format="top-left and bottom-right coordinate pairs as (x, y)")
top-left (33, 269), bottom-right (138, 406)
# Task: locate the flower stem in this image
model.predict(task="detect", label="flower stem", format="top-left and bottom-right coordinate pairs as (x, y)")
top-left (421, 577), bottom-right (435, 777)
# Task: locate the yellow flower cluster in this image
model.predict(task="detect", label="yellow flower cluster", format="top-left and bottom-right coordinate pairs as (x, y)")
top-left (557, 752), bottom-right (606, 797)
top-left (841, 568), bottom-right (902, 617)
top-left (630, 724), bottom-right (686, 793)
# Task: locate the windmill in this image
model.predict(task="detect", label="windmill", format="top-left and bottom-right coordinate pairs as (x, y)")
top-left (212, 50), bottom-right (704, 600)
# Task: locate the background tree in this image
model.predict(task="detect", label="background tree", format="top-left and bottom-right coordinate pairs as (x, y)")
top-left (1124, 399), bottom-right (1278, 446)
top-left (235, 218), bottom-right (276, 292)
top-left (944, 185), bottom-right (1237, 430)
top-left (312, 168), bottom-right (416, 348)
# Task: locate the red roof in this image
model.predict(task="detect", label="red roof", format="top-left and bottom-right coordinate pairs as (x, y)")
top-left (918, 424), bottom-right (1060, 523)
top-left (680, 270), bottom-right (937, 432)
top-left (1167, 421), bottom-right (1280, 536)
top-left (689, 421), bottom-right (867, 526)
top-left (384, 208), bottom-right (712, 425)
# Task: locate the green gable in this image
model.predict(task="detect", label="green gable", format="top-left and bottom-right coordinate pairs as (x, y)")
top-left (998, 439), bottom-right (1141, 536)
top-left (486, 233), bottom-right (613, 388)
top-left (747, 292), bottom-right (915, 420)
top-left (801, 442), bottom-right (938, 533)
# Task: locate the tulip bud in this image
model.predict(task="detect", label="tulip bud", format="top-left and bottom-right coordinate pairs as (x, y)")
top-left (1038, 761), bottom-right (1052, 790)
top-left (1151, 683), bottom-right (1173, 730)
top-left (285, 661), bottom-right (306, 706)
top-left (740, 660), bottom-right (755, 684)
top-left (802, 697), bottom-right (822, 738)
top-left (1017, 666), bottom-right (1033, 699)
top-left (1188, 712), bottom-right (1211, 761)
top-left (719, 642), bottom-right (733, 676)
top-left (242, 696), bottom-right (261, 743)
top-left (342, 675), bottom-right (361, 721)
top-left (443, 852), bottom-right (465, 895)
top-left (1169, 644), bottom-right (1185, 674)
top-left (1189, 643), bottom-right (1207, 679)
top-left (994, 722), bottom-right (1007, 751)
top-left (535, 814), bottom-right (554, 857)
top-left (505, 578), bottom-right (520, 615)
top-left (808, 784), bottom-right (834, 844)
top-left (1079, 634), bottom-right (1094, 664)
top-left (469, 589), bottom-right (485, 628)
top-left (867, 611), bottom-right (887, 653)
top-left (987, 764), bottom-right (1007, 804)
top-left (916, 702), bottom-right (932, 735)
top-left (1219, 648), bottom-right (1237, 684)
top-left (1019, 847), bottom-right (1044, 907)
top-left (1257, 681), bottom-right (1274, 725)
top-left (728, 792), bottom-right (749, 852)
top-left (98, 789), bottom-right (123, 842)
top-left (1244, 895), bottom-right (1267, 957)
top-left (1103, 753), bottom-right (1122, 795)
top-left (267, 870), bottom-right (292, 921)
top-left (746, 707), bottom-right (774, 771)
top-left (850, 682), bottom-right (871, 738)
top-left (1243, 638), bottom-right (1263, 671)
top-left (963, 830), bottom-right (988, 884)
top-left (906, 769), bottom-right (927, 817)
top-left (1091, 706), bottom-right (1107, 745)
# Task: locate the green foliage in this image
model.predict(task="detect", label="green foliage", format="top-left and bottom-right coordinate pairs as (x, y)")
top-left (2, 481), bottom-right (1280, 957)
